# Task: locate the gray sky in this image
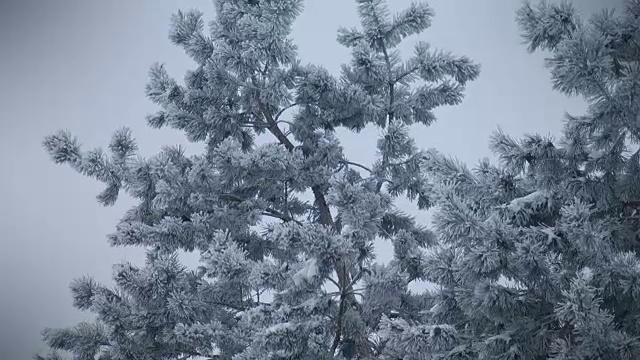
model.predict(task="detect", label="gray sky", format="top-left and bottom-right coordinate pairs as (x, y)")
top-left (0, 0), bottom-right (619, 358)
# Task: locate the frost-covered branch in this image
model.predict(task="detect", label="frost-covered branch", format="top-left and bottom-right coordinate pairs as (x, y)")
top-left (38, 0), bottom-right (482, 358)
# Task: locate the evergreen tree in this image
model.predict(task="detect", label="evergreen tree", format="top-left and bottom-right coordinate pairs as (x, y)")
top-left (420, 1), bottom-right (640, 358)
top-left (39, 0), bottom-right (479, 359)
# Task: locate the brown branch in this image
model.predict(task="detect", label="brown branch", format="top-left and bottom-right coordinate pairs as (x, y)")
top-left (261, 104), bottom-right (295, 151)
top-left (259, 101), bottom-right (365, 356)
top-left (341, 160), bottom-right (396, 187)
top-left (331, 258), bottom-right (349, 355)
top-left (277, 120), bottom-right (295, 128)
top-left (274, 103), bottom-right (298, 122)
top-left (327, 275), bottom-right (341, 289)
top-left (262, 208), bottom-right (301, 225)
top-left (342, 160), bottom-right (372, 173)
top-left (218, 192), bottom-right (300, 224)
top-left (346, 267), bottom-right (365, 290)
top-left (218, 193), bottom-right (245, 203)
top-left (327, 290), bottom-right (364, 298)
top-left (210, 300), bottom-right (246, 312)
top-left (395, 65), bottom-right (419, 83)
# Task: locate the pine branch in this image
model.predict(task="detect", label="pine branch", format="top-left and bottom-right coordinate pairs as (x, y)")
top-left (276, 120), bottom-right (295, 127)
top-left (341, 160), bottom-right (373, 173)
top-left (262, 208), bottom-right (301, 225)
top-left (256, 99), bottom-right (366, 359)
top-left (327, 276), bottom-right (341, 289)
top-left (623, 200), bottom-right (640, 208)
top-left (341, 159), bottom-right (396, 186)
top-left (346, 267), bottom-right (365, 290)
top-left (179, 192), bottom-right (300, 224)
top-left (374, 40), bottom-right (396, 196)
top-left (395, 65), bottom-right (419, 83)
top-left (274, 103), bottom-right (298, 122)
top-left (331, 260), bottom-right (349, 355)
top-left (258, 101), bottom-right (367, 357)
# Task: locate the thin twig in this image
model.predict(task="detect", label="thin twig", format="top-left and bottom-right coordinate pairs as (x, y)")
top-left (277, 120), bottom-right (295, 127)
top-left (274, 103), bottom-right (298, 122)
top-left (327, 275), bottom-right (341, 289)
top-left (342, 160), bottom-right (373, 173)
top-left (262, 209), bottom-right (302, 225)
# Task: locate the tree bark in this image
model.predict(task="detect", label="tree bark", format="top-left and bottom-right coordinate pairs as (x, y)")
top-left (261, 104), bottom-right (371, 358)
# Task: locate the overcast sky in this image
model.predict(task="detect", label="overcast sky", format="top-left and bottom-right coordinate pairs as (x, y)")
top-left (0, 0), bottom-right (621, 358)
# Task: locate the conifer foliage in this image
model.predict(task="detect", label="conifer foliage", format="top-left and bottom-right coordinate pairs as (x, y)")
top-left (420, 1), bottom-right (640, 358)
top-left (39, 0), bottom-right (479, 359)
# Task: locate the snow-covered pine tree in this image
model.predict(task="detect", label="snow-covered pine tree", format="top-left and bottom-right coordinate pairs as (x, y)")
top-left (419, 1), bottom-right (640, 358)
top-left (38, 0), bottom-right (479, 359)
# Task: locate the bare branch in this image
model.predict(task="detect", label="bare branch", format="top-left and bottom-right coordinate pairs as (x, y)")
top-left (327, 275), bottom-right (341, 290)
top-left (341, 160), bottom-right (373, 173)
top-left (395, 65), bottom-right (419, 83)
top-left (341, 160), bottom-right (396, 188)
top-left (274, 103), bottom-right (299, 122)
top-left (346, 267), bottom-right (365, 290)
top-left (277, 120), bottom-right (295, 127)
top-left (262, 208), bottom-right (302, 225)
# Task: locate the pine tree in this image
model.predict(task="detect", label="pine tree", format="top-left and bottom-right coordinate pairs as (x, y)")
top-left (39, 0), bottom-right (479, 359)
top-left (420, 1), bottom-right (640, 358)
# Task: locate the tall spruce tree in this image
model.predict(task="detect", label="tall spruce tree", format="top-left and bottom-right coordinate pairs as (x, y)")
top-left (38, 0), bottom-right (479, 359)
top-left (420, 0), bottom-right (640, 358)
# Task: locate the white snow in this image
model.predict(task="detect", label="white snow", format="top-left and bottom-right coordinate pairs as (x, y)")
top-left (486, 332), bottom-right (512, 343)
top-left (579, 266), bottom-right (593, 281)
top-left (507, 190), bottom-right (548, 213)
top-left (265, 321), bottom-right (295, 334)
top-left (341, 224), bottom-right (354, 237)
top-left (292, 258), bottom-right (318, 286)
top-left (429, 302), bottom-right (441, 314)
top-left (298, 297), bottom-right (319, 312)
top-left (539, 226), bottom-right (559, 241)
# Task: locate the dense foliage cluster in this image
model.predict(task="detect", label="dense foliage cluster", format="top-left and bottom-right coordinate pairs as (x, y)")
top-left (38, 0), bottom-right (640, 359)
top-left (419, 1), bottom-right (640, 358)
top-left (39, 0), bottom-right (478, 359)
